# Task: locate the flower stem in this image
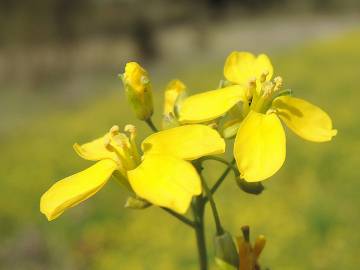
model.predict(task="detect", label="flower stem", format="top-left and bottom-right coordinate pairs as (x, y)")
top-left (192, 198), bottom-right (208, 270)
top-left (200, 173), bottom-right (224, 236)
top-left (161, 207), bottom-right (195, 228)
top-left (145, 118), bottom-right (158, 132)
top-left (209, 158), bottom-right (237, 197)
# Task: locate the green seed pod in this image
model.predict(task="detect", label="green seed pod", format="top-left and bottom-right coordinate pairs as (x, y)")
top-left (214, 231), bottom-right (239, 270)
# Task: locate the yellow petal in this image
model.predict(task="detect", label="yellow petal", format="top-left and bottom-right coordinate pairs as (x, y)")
top-left (127, 154), bottom-right (201, 214)
top-left (142, 124), bottom-right (225, 160)
top-left (40, 159), bottom-right (117, 221)
top-left (73, 134), bottom-right (118, 162)
top-left (224, 52), bottom-right (273, 85)
top-left (273, 96), bottom-right (337, 142)
top-left (254, 54), bottom-right (273, 82)
top-left (234, 111), bottom-right (286, 182)
top-left (224, 52), bottom-right (256, 84)
top-left (178, 85), bottom-right (246, 123)
top-left (163, 79), bottom-right (186, 115)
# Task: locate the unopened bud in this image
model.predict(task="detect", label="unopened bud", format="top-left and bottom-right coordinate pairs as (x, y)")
top-left (253, 235), bottom-right (266, 259)
top-left (237, 226), bottom-right (267, 270)
top-left (214, 231), bottom-right (239, 270)
top-left (122, 62), bottom-right (153, 120)
top-left (236, 177), bottom-right (265, 195)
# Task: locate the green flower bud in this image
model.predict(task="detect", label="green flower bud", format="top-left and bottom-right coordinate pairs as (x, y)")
top-left (236, 177), bottom-right (265, 195)
top-left (214, 231), bottom-right (239, 270)
top-left (121, 62), bottom-right (153, 120)
top-left (124, 196), bottom-right (151, 209)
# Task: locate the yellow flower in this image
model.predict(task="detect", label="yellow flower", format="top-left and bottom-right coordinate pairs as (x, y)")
top-left (121, 62), bottom-right (153, 120)
top-left (224, 51), bottom-right (273, 90)
top-left (162, 79), bottom-right (187, 129)
top-left (178, 51), bottom-right (337, 182)
top-left (40, 124), bottom-right (225, 221)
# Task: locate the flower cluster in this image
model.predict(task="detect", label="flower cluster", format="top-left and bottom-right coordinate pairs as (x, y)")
top-left (40, 52), bottom-right (336, 270)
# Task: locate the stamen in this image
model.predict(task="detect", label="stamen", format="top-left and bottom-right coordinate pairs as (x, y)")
top-left (124, 124), bottom-right (136, 136)
top-left (273, 76), bottom-right (283, 91)
top-left (246, 77), bottom-right (257, 100)
top-left (103, 136), bottom-right (111, 148)
top-left (124, 124), bottom-right (141, 164)
top-left (248, 77), bottom-right (256, 89)
top-left (262, 81), bottom-right (275, 97)
top-left (112, 134), bottom-right (128, 149)
top-left (259, 70), bottom-right (269, 83)
top-left (110, 125), bottom-right (120, 136)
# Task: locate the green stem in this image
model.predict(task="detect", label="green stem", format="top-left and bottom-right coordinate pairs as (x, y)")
top-left (199, 156), bottom-right (238, 175)
top-left (192, 198), bottom-right (208, 270)
top-left (145, 118), bottom-right (158, 132)
top-left (200, 173), bottom-right (224, 235)
top-left (161, 207), bottom-right (195, 228)
top-left (194, 160), bottom-right (224, 236)
top-left (209, 158), bottom-right (237, 197)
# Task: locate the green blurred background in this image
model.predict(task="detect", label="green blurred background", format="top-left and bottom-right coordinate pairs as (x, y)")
top-left (1, 0), bottom-right (360, 269)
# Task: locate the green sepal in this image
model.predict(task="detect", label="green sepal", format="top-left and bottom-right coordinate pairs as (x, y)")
top-left (236, 177), bottom-right (265, 195)
top-left (124, 196), bottom-right (151, 209)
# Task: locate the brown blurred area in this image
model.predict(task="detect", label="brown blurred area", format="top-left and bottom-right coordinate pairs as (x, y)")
top-left (0, 0), bottom-right (359, 91)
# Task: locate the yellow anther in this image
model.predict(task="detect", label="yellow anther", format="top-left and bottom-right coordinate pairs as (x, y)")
top-left (259, 70), bottom-right (269, 83)
top-left (273, 76), bottom-right (283, 91)
top-left (112, 134), bottom-right (128, 149)
top-left (248, 77), bottom-right (256, 89)
top-left (110, 125), bottom-right (120, 136)
top-left (262, 81), bottom-right (274, 97)
top-left (124, 124), bottom-right (136, 135)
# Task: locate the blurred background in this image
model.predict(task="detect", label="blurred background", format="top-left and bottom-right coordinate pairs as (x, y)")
top-left (1, 0), bottom-right (360, 269)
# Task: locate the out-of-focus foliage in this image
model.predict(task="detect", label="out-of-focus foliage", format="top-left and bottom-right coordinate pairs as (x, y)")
top-left (1, 0), bottom-right (360, 46)
top-left (0, 30), bottom-right (359, 269)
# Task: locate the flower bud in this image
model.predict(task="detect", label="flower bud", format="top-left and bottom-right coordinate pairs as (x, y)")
top-left (236, 177), bottom-right (265, 195)
top-left (236, 226), bottom-right (267, 270)
top-left (214, 231), bottom-right (239, 270)
top-left (121, 62), bottom-right (153, 120)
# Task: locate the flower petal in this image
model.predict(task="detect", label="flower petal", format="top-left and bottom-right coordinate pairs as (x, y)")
top-left (73, 134), bottom-right (118, 162)
top-left (254, 54), bottom-right (273, 82)
top-left (142, 124), bottom-right (225, 160)
top-left (163, 79), bottom-right (186, 116)
top-left (178, 85), bottom-right (246, 123)
top-left (224, 52), bottom-right (273, 85)
top-left (127, 154), bottom-right (201, 214)
top-left (273, 96), bottom-right (337, 142)
top-left (234, 111), bottom-right (286, 182)
top-left (224, 51), bottom-right (256, 84)
top-left (40, 159), bottom-right (117, 221)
